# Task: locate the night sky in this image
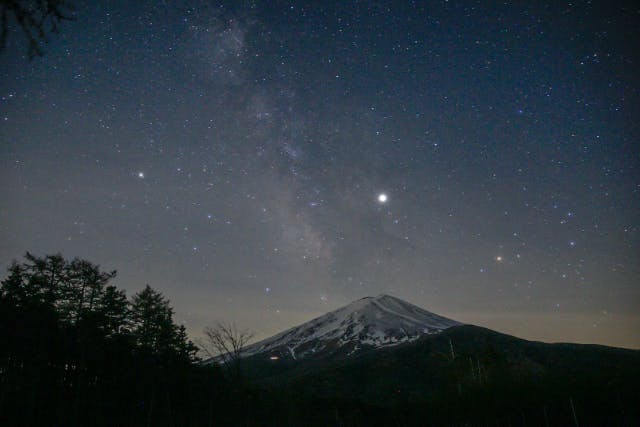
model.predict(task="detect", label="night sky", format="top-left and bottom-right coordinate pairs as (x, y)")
top-left (1, 1), bottom-right (638, 348)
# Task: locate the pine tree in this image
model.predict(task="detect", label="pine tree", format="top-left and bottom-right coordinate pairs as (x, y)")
top-left (129, 285), bottom-right (196, 360)
top-left (24, 252), bottom-right (67, 305)
top-left (130, 285), bottom-right (175, 354)
top-left (174, 324), bottom-right (198, 362)
top-left (0, 253), bottom-right (69, 307)
top-left (0, 262), bottom-right (31, 305)
top-left (98, 285), bottom-right (128, 337)
top-left (60, 258), bottom-right (116, 324)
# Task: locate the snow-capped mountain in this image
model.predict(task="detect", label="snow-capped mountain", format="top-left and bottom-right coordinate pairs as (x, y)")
top-left (242, 294), bottom-right (461, 360)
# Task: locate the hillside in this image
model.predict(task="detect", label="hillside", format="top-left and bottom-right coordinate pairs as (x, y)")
top-left (242, 324), bottom-right (640, 426)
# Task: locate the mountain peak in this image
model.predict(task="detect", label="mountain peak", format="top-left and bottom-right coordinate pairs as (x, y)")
top-left (242, 295), bottom-right (461, 361)
top-left (363, 293), bottom-right (394, 299)
top-left (372, 293), bottom-right (402, 302)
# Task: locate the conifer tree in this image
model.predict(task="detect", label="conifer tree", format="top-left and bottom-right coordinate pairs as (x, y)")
top-left (61, 258), bottom-right (116, 324)
top-left (98, 285), bottom-right (128, 337)
top-left (0, 262), bottom-right (30, 305)
top-left (130, 285), bottom-right (194, 358)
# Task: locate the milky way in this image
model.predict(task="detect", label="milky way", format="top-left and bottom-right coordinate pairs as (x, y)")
top-left (0, 0), bottom-right (638, 348)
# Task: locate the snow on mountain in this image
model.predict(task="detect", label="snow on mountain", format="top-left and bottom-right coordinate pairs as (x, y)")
top-left (242, 294), bottom-right (462, 360)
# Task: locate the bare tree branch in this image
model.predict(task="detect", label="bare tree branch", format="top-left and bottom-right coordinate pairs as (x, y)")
top-left (200, 321), bottom-right (253, 378)
top-left (0, 0), bottom-right (75, 58)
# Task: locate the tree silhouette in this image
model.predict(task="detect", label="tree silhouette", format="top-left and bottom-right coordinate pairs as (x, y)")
top-left (0, 253), bottom-right (205, 426)
top-left (62, 258), bottom-right (117, 324)
top-left (0, 0), bottom-right (75, 58)
top-left (202, 321), bottom-right (253, 379)
top-left (130, 284), bottom-right (196, 359)
top-left (97, 284), bottom-right (128, 336)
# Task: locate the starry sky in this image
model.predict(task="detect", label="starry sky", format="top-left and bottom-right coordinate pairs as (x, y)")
top-left (1, 0), bottom-right (638, 348)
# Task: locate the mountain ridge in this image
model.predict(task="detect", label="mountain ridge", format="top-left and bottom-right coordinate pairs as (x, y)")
top-left (241, 294), bottom-right (461, 361)
top-left (236, 299), bottom-right (640, 426)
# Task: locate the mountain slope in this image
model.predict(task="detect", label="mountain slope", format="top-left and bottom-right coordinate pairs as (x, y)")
top-left (231, 296), bottom-right (640, 425)
top-left (246, 324), bottom-right (640, 426)
top-left (242, 294), bottom-right (460, 361)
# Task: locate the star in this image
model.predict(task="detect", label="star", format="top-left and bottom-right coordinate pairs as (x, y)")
top-left (1, 0), bottom-right (635, 355)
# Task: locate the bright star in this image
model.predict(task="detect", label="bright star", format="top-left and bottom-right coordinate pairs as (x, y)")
top-left (378, 193), bottom-right (388, 203)
top-left (137, 172), bottom-right (145, 179)
top-left (495, 256), bottom-right (503, 262)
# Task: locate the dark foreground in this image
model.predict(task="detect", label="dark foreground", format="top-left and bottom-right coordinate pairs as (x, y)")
top-left (2, 254), bottom-right (639, 426)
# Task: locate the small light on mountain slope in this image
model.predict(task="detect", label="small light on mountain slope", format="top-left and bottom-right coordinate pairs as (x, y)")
top-left (239, 294), bottom-right (461, 361)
